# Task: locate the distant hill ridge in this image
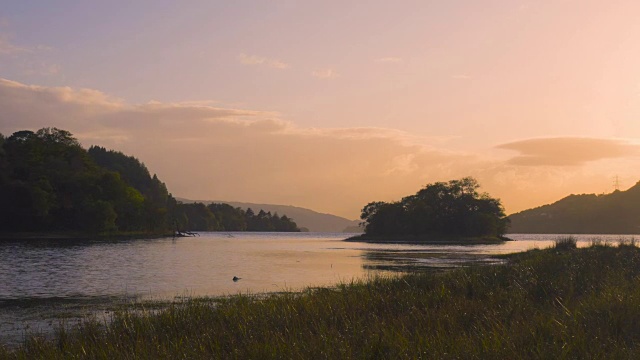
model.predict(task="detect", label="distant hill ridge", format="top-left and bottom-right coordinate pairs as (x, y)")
top-left (508, 181), bottom-right (640, 234)
top-left (176, 198), bottom-right (361, 233)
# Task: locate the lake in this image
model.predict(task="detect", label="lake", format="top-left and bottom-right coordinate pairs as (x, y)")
top-left (0, 232), bottom-right (636, 346)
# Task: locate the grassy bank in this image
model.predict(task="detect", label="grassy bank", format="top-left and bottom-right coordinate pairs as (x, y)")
top-left (346, 233), bottom-right (509, 245)
top-left (3, 241), bottom-right (640, 359)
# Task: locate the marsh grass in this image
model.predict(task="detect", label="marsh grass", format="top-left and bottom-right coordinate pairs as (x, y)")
top-left (4, 244), bottom-right (640, 359)
top-left (554, 235), bottom-right (577, 250)
top-left (618, 237), bottom-right (637, 248)
top-left (590, 237), bottom-right (611, 248)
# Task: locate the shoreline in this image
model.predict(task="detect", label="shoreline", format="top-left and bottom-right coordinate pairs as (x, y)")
top-left (0, 231), bottom-right (175, 242)
top-left (0, 230), bottom-right (310, 242)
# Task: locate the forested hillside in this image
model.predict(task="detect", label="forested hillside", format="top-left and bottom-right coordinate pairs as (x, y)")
top-left (0, 128), bottom-right (172, 233)
top-left (508, 183), bottom-right (640, 234)
top-left (0, 128), bottom-right (299, 235)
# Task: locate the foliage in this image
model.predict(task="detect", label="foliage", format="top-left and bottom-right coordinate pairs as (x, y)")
top-left (0, 128), bottom-right (179, 234)
top-left (174, 204), bottom-right (300, 232)
top-left (0, 128), bottom-right (126, 232)
top-left (509, 183), bottom-right (640, 234)
top-left (173, 203), bottom-right (220, 231)
top-left (360, 177), bottom-right (509, 238)
top-left (0, 128), bottom-right (299, 235)
top-left (87, 146), bottom-right (178, 232)
top-left (207, 203), bottom-right (247, 231)
top-left (245, 208), bottom-right (300, 232)
top-left (5, 245), bottom-right (640, 358)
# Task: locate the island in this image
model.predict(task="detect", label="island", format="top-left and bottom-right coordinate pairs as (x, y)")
top-left (348, 177), bottom-right (510, 244)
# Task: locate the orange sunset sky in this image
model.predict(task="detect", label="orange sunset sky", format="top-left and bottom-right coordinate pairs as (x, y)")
top-left (1, 1), bottom-right (640, 219)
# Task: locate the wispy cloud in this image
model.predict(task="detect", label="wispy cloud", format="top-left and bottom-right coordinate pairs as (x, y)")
top-left (311, 68), bottom-right (338, 79)
top-left (375, 57), bottom-right (403, 63)
top-left (22, 62), bottom-right (61, 76)
top-left (0, 34), bottom-right (30, 55)
top-left (0, 30), bottom-right (59, 78)
top-left (497, 137), bottom-right (640, 166)
top-left (0, 32), bottom-right (52, 56)
top-left (238, 53), bottom-right (289, 69)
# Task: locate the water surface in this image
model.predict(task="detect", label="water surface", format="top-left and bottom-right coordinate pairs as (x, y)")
top-left (0, 232), bottom-right (635, 345)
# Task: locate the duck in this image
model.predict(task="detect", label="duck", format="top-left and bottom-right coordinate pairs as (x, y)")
top-left (232, 276), bottom-right (241, 282)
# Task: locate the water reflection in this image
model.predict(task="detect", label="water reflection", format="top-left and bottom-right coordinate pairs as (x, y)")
top-left (362, 250), bottom-right (506, 272)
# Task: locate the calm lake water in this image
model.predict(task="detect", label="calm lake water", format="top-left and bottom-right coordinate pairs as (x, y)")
top-left (0, 232), bottom-right (636, 345)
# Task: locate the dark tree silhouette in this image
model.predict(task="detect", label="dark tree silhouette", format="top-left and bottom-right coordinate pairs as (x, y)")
top-left (360, 177), bottom-right (509, 238)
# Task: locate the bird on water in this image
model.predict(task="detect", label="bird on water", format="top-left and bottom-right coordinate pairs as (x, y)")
top-left (233, 276), bottom-right (241, 282)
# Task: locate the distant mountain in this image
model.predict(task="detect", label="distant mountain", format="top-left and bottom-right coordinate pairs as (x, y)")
top-left (176, 198), bottom-right (361, 233)
top-left (508, 181), bottom-right (640, 234)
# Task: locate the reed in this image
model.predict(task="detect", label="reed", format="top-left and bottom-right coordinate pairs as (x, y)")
top-left (3, 243), bottom-right (640, 359)
top-left (554, 235), bottom-right (577, 250)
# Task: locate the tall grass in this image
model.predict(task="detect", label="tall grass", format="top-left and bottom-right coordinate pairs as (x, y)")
top-left (618, 237), bottom-right (637, 248)
top-left (554, 235), bottom-right (577, 250)
top-left (3, 244), bottom-right (640, 359)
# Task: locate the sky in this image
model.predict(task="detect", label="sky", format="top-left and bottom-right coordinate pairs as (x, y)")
top-left (1, 0), bottom-right (640, 219)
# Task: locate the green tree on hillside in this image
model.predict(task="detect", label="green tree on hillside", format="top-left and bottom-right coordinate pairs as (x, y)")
top-left (0, 128), bottom-right (174, 233)
top-left (0, 127), bottom-right (301, 235)
top-left (88, 146), bottom-right (176, 231)
top-left (174, 203), bottom-right (220, 231)
top-left (208, 203), bottom-right (247, 231)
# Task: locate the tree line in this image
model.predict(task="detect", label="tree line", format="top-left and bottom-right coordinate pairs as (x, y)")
top-left (0, 128), bottom-right (299, 234)
top-left (360, 177), bottom-right (509, 238)
top-left (175, 203), bottom-right (299, 232)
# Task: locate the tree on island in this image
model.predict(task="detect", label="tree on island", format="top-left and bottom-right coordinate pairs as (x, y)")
top-left (360, 177), bottom-right (509, 239)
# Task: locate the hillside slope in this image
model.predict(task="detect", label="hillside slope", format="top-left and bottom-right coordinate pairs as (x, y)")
top-left (508, 181), bottom-right (640, 234)
top-left (176, 199), bottom-right (360, 233)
